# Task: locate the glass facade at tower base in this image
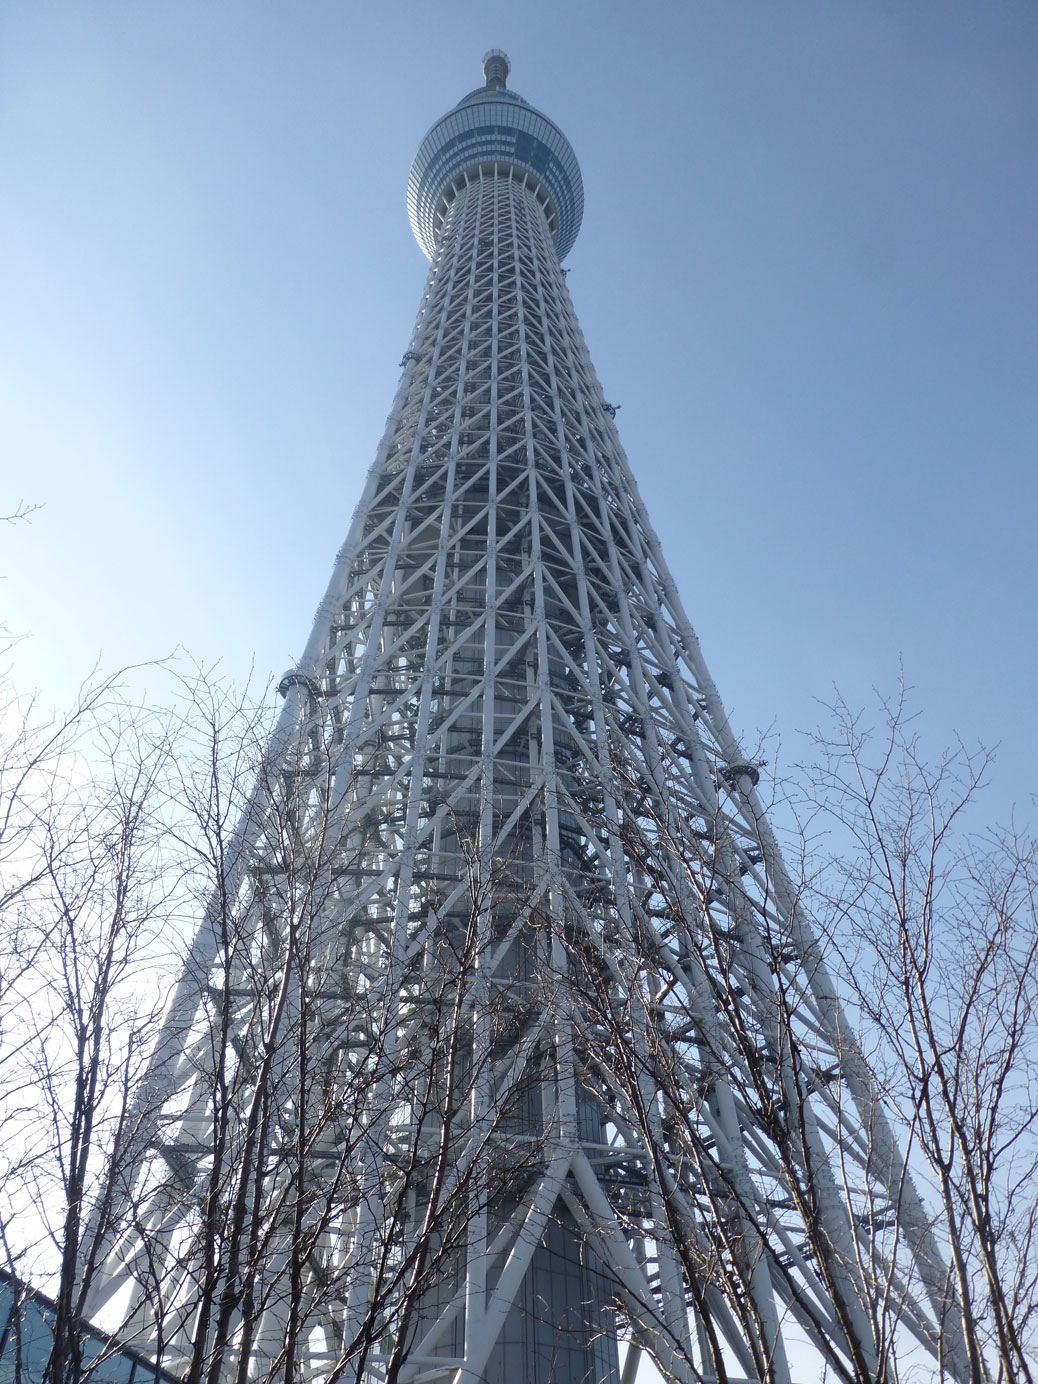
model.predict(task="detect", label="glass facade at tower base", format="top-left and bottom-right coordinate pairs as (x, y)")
top-left (0, 1269), bottom-right (182, 1384)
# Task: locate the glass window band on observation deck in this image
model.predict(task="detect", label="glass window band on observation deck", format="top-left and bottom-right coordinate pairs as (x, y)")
top-left (407, 94), bottom-right (583, 262)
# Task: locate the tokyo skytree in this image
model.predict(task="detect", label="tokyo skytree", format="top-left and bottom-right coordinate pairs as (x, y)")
top-left (86, 53), bottom-right (966, 1384)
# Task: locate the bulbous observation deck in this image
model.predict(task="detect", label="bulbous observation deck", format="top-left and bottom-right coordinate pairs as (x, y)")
top-left (407, 50), bottom-right (583, 262)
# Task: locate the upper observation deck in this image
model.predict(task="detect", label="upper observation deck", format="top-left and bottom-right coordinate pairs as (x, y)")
top-left (407, 51), bottom-right (584, 263)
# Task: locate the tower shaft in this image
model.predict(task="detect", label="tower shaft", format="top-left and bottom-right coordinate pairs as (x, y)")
top-left (85, 59), bottom-right (968, 1384)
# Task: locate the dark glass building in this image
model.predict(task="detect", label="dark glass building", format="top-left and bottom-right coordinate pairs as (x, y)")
top-left (0, 1270), bottom-right (181, 1384)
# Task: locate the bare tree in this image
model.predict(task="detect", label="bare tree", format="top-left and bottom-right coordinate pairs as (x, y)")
top-left (15, 645), bottom-right (1031, 1384)
top-left (0, 662), bottom-right (550, 1384)
top-left (544, 769), bottom-right (912, 1384)
top-left (800, 688), bottom-right (1038, 1384)
top-left (0, 668), bottom-right (173, 1384)
top-left (1, 501), bottom-right (40, 524)
top-left (539, 687), bottom-right (1037, 1384)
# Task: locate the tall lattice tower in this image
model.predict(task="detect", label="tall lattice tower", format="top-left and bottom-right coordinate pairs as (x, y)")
top-left (87, 54), bottom-right (965, 1384)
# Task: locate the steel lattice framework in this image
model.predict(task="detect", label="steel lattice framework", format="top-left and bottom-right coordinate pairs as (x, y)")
top-left (88, 54), bottom-right (966, 1384)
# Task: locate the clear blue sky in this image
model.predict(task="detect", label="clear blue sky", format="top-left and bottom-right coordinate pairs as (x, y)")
top-left (2, 1), bottom-right (1036, 830)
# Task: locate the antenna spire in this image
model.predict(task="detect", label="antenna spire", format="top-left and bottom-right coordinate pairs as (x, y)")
top-left (481, 49), bottom-right (510, 90)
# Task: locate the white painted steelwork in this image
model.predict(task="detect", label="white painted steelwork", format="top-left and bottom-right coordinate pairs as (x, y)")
top-left (88, 57), bottom-right (966, 1384)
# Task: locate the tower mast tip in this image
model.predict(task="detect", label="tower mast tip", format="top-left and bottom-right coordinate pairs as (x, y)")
top-left (481, 49), bottom-right (510, 90)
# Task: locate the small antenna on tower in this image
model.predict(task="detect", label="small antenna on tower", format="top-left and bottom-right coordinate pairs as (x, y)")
top-left (481, 49), bottom-right (510, 91)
